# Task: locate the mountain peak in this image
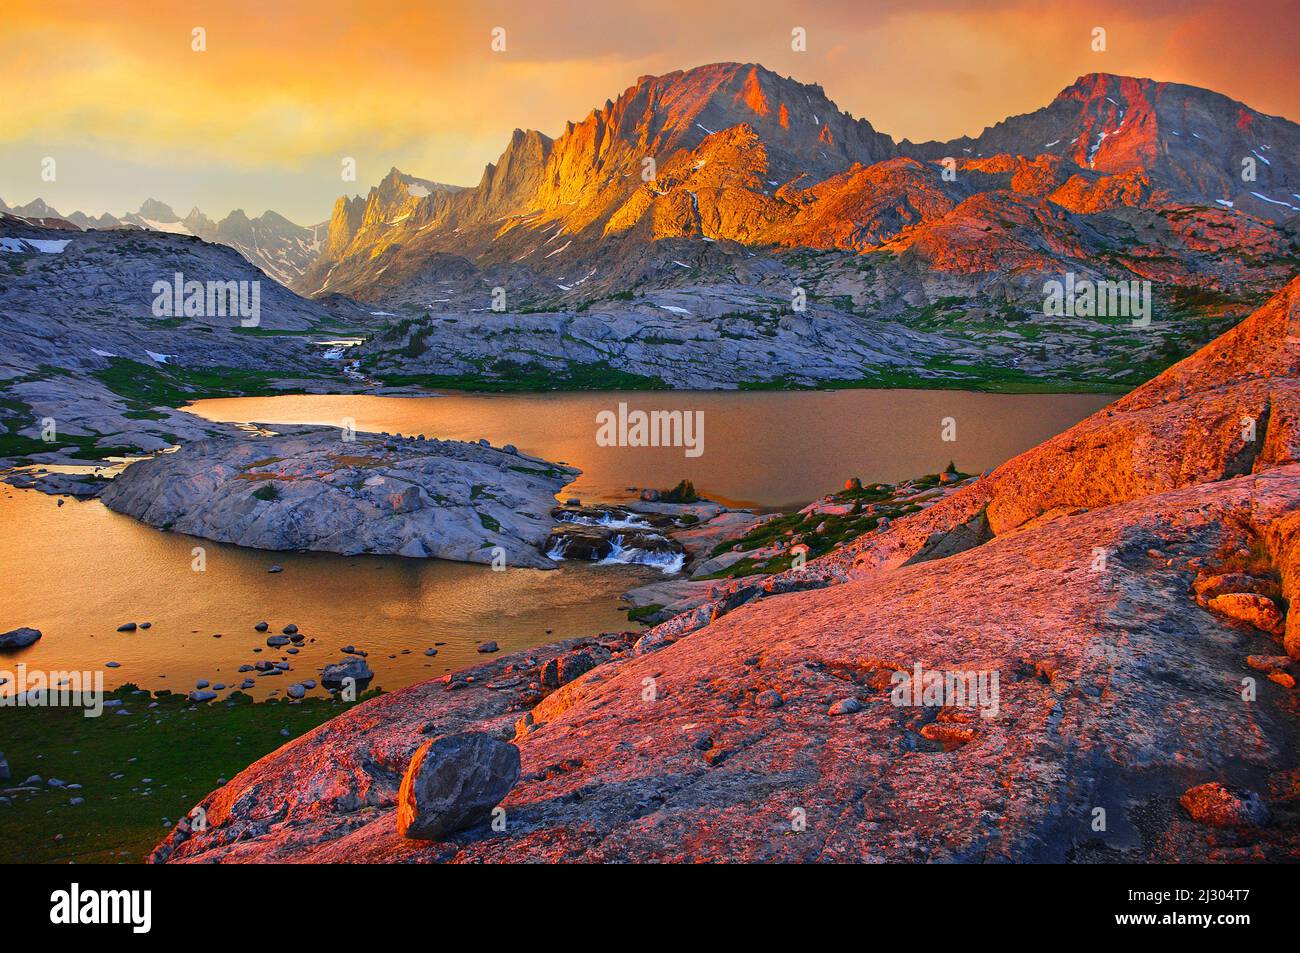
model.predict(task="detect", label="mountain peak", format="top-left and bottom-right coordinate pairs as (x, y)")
top-left (138, 198), bottom-right (179, 222)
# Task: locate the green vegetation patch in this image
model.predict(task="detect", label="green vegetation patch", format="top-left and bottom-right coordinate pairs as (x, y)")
top-left (0, 685), bottom-right (372, 864)
top-left (92, 357), bottom-right (314, 410)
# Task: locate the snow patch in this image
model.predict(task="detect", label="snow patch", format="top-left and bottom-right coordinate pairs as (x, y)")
top-left (1, 237), bottom-right (71, 253)
top-left (1250, 192), bottom-right (1300, 211)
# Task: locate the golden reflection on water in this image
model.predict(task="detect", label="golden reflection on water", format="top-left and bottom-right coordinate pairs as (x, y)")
top-left (0, 485), bottom-right (655, 699)
top-left (189, 389), bottom-right (1111, 510)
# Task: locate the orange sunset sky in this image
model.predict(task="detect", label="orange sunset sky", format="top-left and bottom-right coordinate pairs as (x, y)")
top-left (2, 0), bottom-right (1297, 223)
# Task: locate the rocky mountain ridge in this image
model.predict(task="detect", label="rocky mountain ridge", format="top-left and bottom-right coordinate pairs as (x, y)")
top-left (296, 63), bottom-right (1300, 305)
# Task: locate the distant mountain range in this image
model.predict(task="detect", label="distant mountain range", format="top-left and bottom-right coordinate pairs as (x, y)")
top-left (0, 196), bottom-right (331, 286)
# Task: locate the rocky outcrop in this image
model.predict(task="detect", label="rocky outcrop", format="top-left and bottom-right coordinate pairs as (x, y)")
top-left (100, 426), bottom-right (579, 568)
top-left (154, 281), bottom-right (1300, 864)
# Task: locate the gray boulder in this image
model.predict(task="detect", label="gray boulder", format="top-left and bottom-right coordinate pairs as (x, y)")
top-left (0, 627), bottom-right (41, 651)
top-left (396, 733), bottom-right (520, 840)
top-left (321, 657), bottom-right (373, 685)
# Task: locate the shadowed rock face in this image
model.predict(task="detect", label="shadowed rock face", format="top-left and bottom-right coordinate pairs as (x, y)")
top-left (153, 282), bottom-right (1300, 864)
top-left (100, 426), bottom-right (579, 569)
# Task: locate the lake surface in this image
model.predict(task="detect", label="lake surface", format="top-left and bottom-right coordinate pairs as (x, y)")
top-left (190, 389), bottom-right (1112, 510)
top-left (0, 388), bottom-right (1109, 699)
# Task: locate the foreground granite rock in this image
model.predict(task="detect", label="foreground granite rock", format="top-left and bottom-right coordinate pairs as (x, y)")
top-left (153, 280), bottom-right (1300, 864)
top-left (396, 734), bottom-right (521, 840)
top-left (101, 426), bottom-right (578, 568)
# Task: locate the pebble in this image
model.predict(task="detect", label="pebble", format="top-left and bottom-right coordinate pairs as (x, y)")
top-left (828, 698), bottom-right (863, 716)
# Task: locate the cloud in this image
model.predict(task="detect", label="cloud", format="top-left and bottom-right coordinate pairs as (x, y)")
top-left (1, 0), bottom-right (1294, 221)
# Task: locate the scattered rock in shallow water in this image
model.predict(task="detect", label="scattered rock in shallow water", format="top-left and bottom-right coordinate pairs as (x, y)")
top-left (1179, 782), bottom-right (1270, 827)
top-left (254, 622), bottom-right (269, 632)
top-left (282, 624), bottom-right (299, 635)
top-left (105, 661), bottom-right (120, 668)
top-left (195, 680), bottom-right (209, 689)
top-left (189, 690), bottom-right (217, 703)
top-left (425, 648), bottom-right (438, 656)
top-left (287, 684), bottom-right (306, 700)
top-left (396, 733), bottom-right (521, 840)
top-left (0, 627), bottom-right (42, 651)
top-left (266, 635), bottom-right (291, 647)
top-left (477, 641), bottom-right (499, 654)
top-left (268, 565), bottom-right (283, 574)
top-left (116, 623), bottom-right (137, 632)
top-left (321, 657), bottom-right (373, 685)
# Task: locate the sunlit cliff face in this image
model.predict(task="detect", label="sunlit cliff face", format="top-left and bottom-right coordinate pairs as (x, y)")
top-left (2, 0), bottom-right (1296, 222)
